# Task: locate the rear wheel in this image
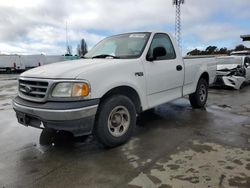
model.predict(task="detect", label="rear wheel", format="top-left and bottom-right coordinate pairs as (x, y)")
top-left (95, 95), bottom-right (136, 147)
top-left (189, 78), bottom-right (208, 108)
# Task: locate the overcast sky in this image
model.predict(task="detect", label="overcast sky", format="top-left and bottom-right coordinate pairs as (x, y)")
top-left (0, 0), bottom-right (250, 55)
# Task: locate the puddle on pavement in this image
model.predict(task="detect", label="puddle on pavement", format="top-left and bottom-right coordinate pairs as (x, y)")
top-left (121, 137), bottom-right (152, 169)
top-left (210, 104), bottom-right (232, 111)
top-left (243, 124), bottom-right (250, 129)
top-left (129, 140), bottom-right (250, 188)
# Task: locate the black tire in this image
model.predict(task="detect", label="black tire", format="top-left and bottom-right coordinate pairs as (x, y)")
top-left (95, 95), bottom-right (136, 147)
top-left (136, 108), bottom-right (155, 126)
top-left (6, 68), bottom-right (11, 74)
top-left (189, 78), bottom-right (208, 108)
top-left (39, 129), bottom-right (56, 145)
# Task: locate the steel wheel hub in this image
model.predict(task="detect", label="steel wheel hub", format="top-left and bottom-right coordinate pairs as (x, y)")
top-left (108, 106), bottom-right (130, 137)
top-left (199, 84), bottom-right (207, 102)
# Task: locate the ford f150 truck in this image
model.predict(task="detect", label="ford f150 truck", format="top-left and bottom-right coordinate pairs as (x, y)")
top-left (13, 32), bottom-right (216, 147)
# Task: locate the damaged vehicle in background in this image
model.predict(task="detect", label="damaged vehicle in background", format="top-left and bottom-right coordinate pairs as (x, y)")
top-left (214, 55), bottom-right (250, 89)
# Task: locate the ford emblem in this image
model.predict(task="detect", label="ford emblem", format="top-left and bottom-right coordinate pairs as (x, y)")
top-left (24, 86), bottom-right (32, 93)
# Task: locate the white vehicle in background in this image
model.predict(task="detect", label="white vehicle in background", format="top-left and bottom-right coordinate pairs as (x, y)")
top-left (230, 50), bottom-right (250, 56)
top-left (20, 55), bottom-right (46, 69)
top-left (0, 55), bottom-right (66, 73)
top-left (0, 55), bottom-right (45, 72)
top-left (214, 55), bottom-right (250, 89)
top-left (0, 55), bottom-right (25, 73)
top-left (13, 31), bottom-right (216, 147)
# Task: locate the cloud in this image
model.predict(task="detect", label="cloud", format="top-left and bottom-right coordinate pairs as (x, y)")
top-left (0, 0), bottom-right (249, 55)
top-left (185, 23), bottom-right (248, 42)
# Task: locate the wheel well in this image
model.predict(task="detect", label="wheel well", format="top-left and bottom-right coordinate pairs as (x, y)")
top-left (100, 86), bottom-right (142, 113)
top-left (200, 72), bottom-right (209, 84)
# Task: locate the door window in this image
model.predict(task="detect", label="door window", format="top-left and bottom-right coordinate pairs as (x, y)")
top-left (148, 33), bottom-right (176, 60)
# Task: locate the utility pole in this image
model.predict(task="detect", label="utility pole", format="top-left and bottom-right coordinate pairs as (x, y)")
top-left (66, 22), bottom-right (68, 51)
top-left (173, 0), bottom-right (185, 51)
top-left (65, 22), bottom-right (72, 55)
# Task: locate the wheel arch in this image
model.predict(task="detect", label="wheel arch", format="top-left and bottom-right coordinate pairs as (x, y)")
top-left (199, 72), bottom-right (209, 84)
top-left (99, 86), bottom-right (142, 113)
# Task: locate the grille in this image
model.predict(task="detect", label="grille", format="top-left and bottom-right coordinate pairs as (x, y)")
top-left (19, 79), bottom-right (49, 101)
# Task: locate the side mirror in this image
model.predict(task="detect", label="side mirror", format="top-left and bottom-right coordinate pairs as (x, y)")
top-left (147, 47), bottom-right (166, 61)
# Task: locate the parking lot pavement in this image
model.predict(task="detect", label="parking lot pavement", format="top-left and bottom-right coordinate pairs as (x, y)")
top-left (0, 74), bottom-right (250, 188)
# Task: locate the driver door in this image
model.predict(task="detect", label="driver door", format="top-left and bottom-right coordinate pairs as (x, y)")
top-left (143, 33), bottom-right (184, 108)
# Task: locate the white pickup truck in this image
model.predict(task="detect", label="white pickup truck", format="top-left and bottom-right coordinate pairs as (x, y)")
top-left (13, 32), bottom-right (216, 147)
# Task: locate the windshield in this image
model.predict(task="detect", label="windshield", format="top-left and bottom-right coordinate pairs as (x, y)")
top-left (85, 32), bottom-right (151, 59)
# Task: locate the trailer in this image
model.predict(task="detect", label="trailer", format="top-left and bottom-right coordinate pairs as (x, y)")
top-left (19, 55), bottom-right (46, 69)
top-left (0, 55), bottom-right (25, 73)
top-left (0, 55), bottom-right (67, 73)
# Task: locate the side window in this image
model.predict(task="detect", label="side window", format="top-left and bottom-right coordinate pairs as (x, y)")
top-left (148, 33), bottom-right (176, 60)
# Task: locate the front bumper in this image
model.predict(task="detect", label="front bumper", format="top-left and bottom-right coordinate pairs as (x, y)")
top-left (13, 96), bottom-right (99, 136)
top-left (213, 75), bottom-right (245, 90)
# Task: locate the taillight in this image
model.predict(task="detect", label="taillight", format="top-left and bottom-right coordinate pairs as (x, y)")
top-left (13, 62), bottom-right (16, 69)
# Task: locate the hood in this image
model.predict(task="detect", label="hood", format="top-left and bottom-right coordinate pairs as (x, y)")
top-left (217, 64), bottom-right (240, 71)
top-left (20, 59), bottom-right (117, 79)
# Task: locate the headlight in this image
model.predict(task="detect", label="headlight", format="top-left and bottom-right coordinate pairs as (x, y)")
top-left (51, 82), bottom-right (90, 98)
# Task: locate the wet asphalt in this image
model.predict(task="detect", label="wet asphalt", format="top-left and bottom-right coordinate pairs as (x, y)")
top-left (0, 74), bottom-right (250, 188)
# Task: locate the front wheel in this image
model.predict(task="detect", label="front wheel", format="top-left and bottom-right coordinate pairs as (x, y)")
top-left (95, 95), bottom-right (136, 147)
top-left (189, 78), bottom-right (208, 108)
top-left (39, 129), bottom-right (56, 145)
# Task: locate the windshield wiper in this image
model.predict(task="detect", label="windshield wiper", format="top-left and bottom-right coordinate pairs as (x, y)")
top-left (92, 54), bottom-right (120, 59)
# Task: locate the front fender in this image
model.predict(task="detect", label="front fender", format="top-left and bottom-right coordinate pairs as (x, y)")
top-left (92, 81), bottom-right (148, 111)
top-left (76, 60), bottom-right (148, 110)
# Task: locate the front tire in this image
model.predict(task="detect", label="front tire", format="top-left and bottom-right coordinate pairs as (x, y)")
top-left (95, 95), bottom-right (136, 147)
top-left (39, 129), bottom-right (56, 145)
top-left (189, 78), bottom-right (208, 108)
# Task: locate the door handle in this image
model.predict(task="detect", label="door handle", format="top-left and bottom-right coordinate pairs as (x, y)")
top-left (176, 65), bottom-right (183, 71)
top-left (135, 72), bottom-right (144, 77)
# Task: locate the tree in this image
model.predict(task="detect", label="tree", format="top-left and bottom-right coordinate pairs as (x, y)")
top-left (218, 47), bottom-right (228, 55)
top-left (187, 49), bottom-right (201, 56)
top-left (76, 44), bottom-right (81, 57)
top-left (65, 45), bottom-right (72, 56)
top-left (234, 44), bottom-right (247, 51)
top-left (187, 46), bottom-right (230, 56)
top-left (80, 39), bottom-right (88, 57)
top-left (186, 44), bottom-right (250, 56)
top-left (205, 46), bottom-right (218, 54)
